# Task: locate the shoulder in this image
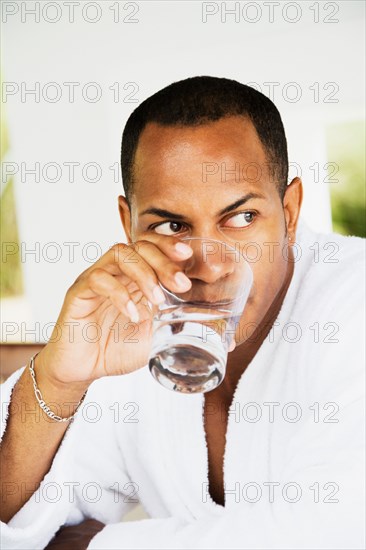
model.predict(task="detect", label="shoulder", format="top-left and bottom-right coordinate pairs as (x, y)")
top-left (295, 219), bottom-right (365, 319)
top-left (292, 220), bottom-right (365, 393)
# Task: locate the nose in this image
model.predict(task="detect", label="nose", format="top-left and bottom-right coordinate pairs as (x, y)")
top-left (181, 239), bottom-right (235, 285)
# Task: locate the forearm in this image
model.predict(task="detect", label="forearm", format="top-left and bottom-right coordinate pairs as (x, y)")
top-left (0, 354), bottom-right (90, 523)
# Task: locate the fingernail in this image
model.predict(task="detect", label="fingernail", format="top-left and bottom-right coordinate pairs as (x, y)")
top-left (174, 271), bottom-right (191, 289)
top-left (175, 242), bottom-right (192, 256)
top-left (126, 300), bottom-right (139, 323)
top-left (152, 285), bottom-right (165, 304)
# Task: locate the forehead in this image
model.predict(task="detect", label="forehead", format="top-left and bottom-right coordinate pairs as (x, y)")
top-left (132, 116), bottom-right (272, 206)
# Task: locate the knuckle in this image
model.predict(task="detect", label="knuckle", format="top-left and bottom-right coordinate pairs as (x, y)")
top-left (111, 242), bottom-right (128, 257)
top-left (112, 242), bottom-right (127, 252)
top-left (110, 287), bottom-right (127, 302)
top-left (67, 271), bottom-right (87, 294)
top-left (167, 263), bottom-right (182, 278)
top-left (132, 239), bottom-right (157, 255)
top-left (131, 268), bottom-right (157, 289)
top-left (112, 242), bottom-right (139, 264)
top-left (72, 266), bottom-right (90, 286)
top-left (134, 239), bottom-right (151, 249)
top-left (88, 268), bottom-right (104, 286)
top-left (65, 284), bottom-right (76, 299)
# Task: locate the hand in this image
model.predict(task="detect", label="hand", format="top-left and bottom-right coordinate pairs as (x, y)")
top-left (37, 236), bottom-right (194, 388)
top-left (45, 519), bottom-right (105, 549)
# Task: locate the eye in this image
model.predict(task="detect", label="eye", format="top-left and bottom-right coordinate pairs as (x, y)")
top-left (152, 221), bottom-right (186, 236)
top-left (223, 211), bottom-right (256, 228)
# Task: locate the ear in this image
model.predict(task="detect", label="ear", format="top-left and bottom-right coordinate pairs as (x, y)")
top-left (283, 177), bottom-right (303, 241)
top-left (118, 195), bottom-right (133, 243)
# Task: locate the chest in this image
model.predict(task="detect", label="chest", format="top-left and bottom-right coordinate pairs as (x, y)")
top-left (203, 393), bottom-right (231, 506)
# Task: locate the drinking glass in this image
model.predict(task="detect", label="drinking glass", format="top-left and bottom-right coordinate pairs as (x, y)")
top-left (147, 237), bottom-right (253, 393)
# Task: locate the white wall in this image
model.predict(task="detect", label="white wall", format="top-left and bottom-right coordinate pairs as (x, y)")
top-left (1, 0), bottom-right (365, 339)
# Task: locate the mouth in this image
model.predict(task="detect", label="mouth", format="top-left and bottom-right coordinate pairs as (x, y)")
top-left (185, 297), bottom-right (232, 306)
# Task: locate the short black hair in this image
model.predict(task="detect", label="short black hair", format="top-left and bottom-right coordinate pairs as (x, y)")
top-left (121, 76), bottom-right (288, 207)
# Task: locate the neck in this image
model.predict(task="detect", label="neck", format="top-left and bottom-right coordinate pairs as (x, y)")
top-left (223, 258), bottom-right (295, 395)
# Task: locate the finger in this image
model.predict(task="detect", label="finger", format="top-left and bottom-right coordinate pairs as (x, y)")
top-left (80, 234), bottom-right (193, 277)
top-left (127, 240), bottom-right (194, 295)
top-left (75, 268), bottom-right (140, 323)
top-left (102, 241), bottom-right (192, 304)
top-left (73, 247), bottom-right (163, 307)
top-left (131, 233), bottom-right (194, 263)
top-left (73, 236), bottom-right (194, 306)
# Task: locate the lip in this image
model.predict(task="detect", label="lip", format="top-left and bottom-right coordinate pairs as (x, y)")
top-left (184, 297), bottom-right (232, 306)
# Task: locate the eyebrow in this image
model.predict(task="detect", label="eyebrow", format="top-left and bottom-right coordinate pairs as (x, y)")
top-left (139, 192), bottom-right (265, 220)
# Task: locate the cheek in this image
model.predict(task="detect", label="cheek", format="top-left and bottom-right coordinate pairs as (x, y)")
top-left (246, 239), bottom-right (289, 300)
top-left (131, 220), bottom-right (150, 242)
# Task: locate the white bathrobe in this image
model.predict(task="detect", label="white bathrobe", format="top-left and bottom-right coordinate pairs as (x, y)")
top-left (1, 219), bottom-right (365, 550)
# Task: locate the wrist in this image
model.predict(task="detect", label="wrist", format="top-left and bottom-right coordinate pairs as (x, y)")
top-left (33, 351), bottom-right (91, 413)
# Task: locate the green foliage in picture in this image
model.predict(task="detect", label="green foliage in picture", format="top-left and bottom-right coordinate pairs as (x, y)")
top-left (0, 110), bottom-right (23, 298)
top-left (326, 121), bottom-right (366, 237)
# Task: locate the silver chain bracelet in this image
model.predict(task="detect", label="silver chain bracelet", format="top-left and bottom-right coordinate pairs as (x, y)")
top-left (29, 353), bottom-right (88, 423)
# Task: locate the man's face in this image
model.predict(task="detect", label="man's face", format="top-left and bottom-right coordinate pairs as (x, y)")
top-left (120, 115), bottom-right (301, 344)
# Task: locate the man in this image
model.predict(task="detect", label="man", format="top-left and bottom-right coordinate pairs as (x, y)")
top-left (1, 76), bottom-right (364, 549)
